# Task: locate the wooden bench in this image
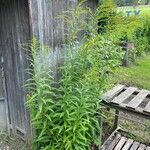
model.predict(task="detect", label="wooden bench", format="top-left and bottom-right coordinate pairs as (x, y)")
top-left (101, 85), bottom-right (150, 150)
top-left (100, 128), bottom-right (150, 150)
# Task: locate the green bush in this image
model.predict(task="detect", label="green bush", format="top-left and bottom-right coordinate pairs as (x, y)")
top-left (98, 0), bottom-right (150, 64)
top-left (134, 16), bottom-right (150, 55)
top-left (26, 4), bottom-right (123, 150)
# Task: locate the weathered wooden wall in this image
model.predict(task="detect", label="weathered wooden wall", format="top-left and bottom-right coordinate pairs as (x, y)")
top-left (0, 0), bottom-right (31, 139)
top-left (28, 0), bottom-right (98, 76)
top-left (0, 0), bottom-right (98, 141)
top-left (28, 0), bottom-right (79, 77)
top-left (29, 0), bottom-right (98, 46)
top-left (0, 67), bottom-right (7, 129)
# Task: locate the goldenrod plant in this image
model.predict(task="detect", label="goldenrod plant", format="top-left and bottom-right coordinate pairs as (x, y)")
top-left (26, 3), bottom-right (123, 150)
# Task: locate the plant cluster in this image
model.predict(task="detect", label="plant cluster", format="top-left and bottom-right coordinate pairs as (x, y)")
top-left (98, 0), bottom-right (150, 65)
top-left (134, 16), bottom-right (150, 55)
top-left (26, 3), bottom-right (123, 150)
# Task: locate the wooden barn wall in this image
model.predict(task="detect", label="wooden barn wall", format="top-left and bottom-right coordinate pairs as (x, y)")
top-left (0, 0), bottom-right (98, 140)
top-left (0, 0), bottom-right (31, 138)
top-left (29, 0), bottom-right (98, 47)
top-left (28, 0), bottom-right (98, 75)
top-left (28, 0), bottom-right (78, 77)
top-left (29, 0), bottom-right (78, 47)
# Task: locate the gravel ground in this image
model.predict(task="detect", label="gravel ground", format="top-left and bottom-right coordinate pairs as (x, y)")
top-left (0, 135), bottom-right (28, 150)
top-left (0, 141), bottom-right (10, 150)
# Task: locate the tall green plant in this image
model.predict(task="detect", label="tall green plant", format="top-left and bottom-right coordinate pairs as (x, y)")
top-left (26, 3), bottom-right (123, 150)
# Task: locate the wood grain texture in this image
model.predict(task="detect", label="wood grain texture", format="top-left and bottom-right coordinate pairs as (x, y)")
top-left (122, 139), bottom-right (133, 150)
top-left (106, 134), bottom-right (121, 150)
top-left (0, 0), bottom-right (98, 142)
top-left (130, 142), bottom-right (140, 150)
top-left (0, 0), bottom-right (31, 140)
top-left (146, 147), bottom-right (150, 150)
top-left (144, 100), bottom-right (150, 113)
top-left (102, 84), bottom-right (125, 101)
top-left (127, 90), bottom-right (149, 109)
top-left (113, 137), bottom-right (127, 150)
top-left (138, 144), bottom-right (146, 150)
top-left (111, 87), bottom-right (137, 105)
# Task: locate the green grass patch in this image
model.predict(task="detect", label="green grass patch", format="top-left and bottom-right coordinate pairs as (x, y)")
top-left (109, 53), bottom-right (150, 90)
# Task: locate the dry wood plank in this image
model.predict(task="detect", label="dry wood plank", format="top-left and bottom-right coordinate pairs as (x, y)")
top-left (144, 100), bottom-right (150, 113)
top-left (113, 137), bottom-right (127, 150)
top-left (130, 142), bottom-right (140, 150)
top-left (138, 144), bottom-right (146, 150)
top-left (100, 128), bottom-right (121, 150)
top-left (146, 147), bottom-right (150, 150)
top-left (0, 97), bottom-right (4, 101)
top-left (105, 134), bottom-right (122, 150)
top-left (111, 87), bottom-right (137, 105)
top-left (102, 84), bottom-right (125, 101)
top-left (122, 139), bottom-right (134, 150)
top-left (126, 90), bottom-right (149, 109)
top-left (100, 134), bottom-right (115, 150)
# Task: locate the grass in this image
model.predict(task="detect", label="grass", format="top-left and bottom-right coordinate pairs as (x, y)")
top-left (107, 54), bottom-right (150, 144)
top-left (109, 53), bottom-right (150, 90)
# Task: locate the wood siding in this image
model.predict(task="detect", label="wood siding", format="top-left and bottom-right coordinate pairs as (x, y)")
top-left (28, 0), bottom-right (98, 76)
top-left (0, 0), bottom-right (98, 140)
top-left (0, 0), bottom-right (31, 139)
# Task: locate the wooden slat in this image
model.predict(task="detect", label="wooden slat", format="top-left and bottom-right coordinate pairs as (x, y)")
top-left (102, 84), bottom-right (125, 101)
top-left (144, 100), bottom-right (150, 113)
top-left (126, 90), bottom-right (149, 109)
top-left (0, 97), bottom-right (4, 101)
top-left (106, 134), bottom-right (121, 150)
top-left (138, 144), bottom-right (146, 150)
top-left (111, 87), bottom-right (137, 105)
top-left (130, 142), bottom-right (140, 150)
top-left (146, 147), bottom-right (150, 150)
top-left (122, 139), bottom-right (134, 150)
top-left (114, 137), bottom-right (127, 150)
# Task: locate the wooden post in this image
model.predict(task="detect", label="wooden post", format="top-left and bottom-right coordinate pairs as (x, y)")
top-left (99, 113), bottom-right (103, 149)
top-left (113, 109), bottom-right (119, 130)
top-left (124, 41), bottom-right (129, 66)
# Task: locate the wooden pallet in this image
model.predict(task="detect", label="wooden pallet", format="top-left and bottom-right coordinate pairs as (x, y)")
top-left (102, 85), bottom-right (150, 118)
top-left (100, 128), bottom-right (150, 150)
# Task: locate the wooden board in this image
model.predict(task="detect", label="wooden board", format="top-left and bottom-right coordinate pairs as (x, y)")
top-left (122, 139), bottom-right (133, 150)
top-left (138, 144), bottom-right (146, 150)
top-left (126, 90), bottom-right (149, 109)
top-left (100, 129), bottom-right (150, 150)
top-left (146, 147), bottom-right (150, 150)
top-left (0, 0), bottom-right (31, 140)
top-left (113, 137), bottom-right (127, 150)
top-left (111, 87), bottom-right (137, 105)
top-left (102, 84), bottom-right (125, 101)
top-left (102, 85), bottom-right (150, 117)
top-left (106, 134), bottom-right (121, 150)
top-left (144, 101), bottom-right (150, 113)
top-left (130, 142), bottom-right (140, 150)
